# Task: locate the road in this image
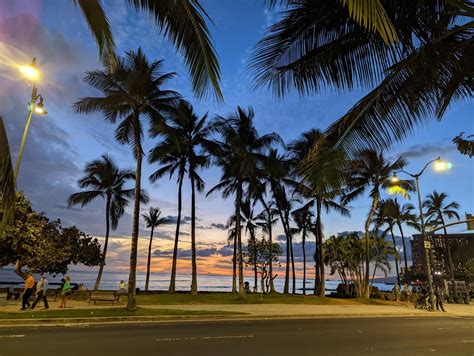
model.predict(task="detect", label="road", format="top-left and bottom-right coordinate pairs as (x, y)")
top-left (0, 317), bottom-right (473, 355)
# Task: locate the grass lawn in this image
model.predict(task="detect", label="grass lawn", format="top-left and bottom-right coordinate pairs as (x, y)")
top-left (0, 307), bottom-right (243, 320)
top-left (135, 292), bottom-right (390, 306)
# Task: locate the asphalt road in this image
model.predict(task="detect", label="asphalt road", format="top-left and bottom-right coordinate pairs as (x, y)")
top-left (0, 317), bottom-right (473, 356)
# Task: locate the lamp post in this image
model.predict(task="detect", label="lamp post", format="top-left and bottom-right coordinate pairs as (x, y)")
top-left (391, 157), bottom-right (449, 311)
top-left (14, 58), bottom-right (47, 179)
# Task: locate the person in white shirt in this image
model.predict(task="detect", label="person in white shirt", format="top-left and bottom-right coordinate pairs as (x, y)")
top-left (31, 276), bottom-right (49, 309)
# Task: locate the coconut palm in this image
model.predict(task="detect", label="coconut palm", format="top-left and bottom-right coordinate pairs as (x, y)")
top-left (423, 191), bottom-right (460, 285)
top-left (372, 200), bottom-right (401, 285)
top-left (74, 49), bottom-right (179, 310)
top-left (390, 199), bottom-right (417, 284)
top-left (208, 107), bottom-right (280, 298)
top-left (251, 1), bottom-right (473, 152)
top-left (68, 155), bottom-right (136, 290)
top-left (369, 234), bottom-right (397, 289)
top-left (241, 199), bottom-right (260, 292)
top-left (73, 0), bottom-right (222, 100)
top-left (255, 201), bottom-right (279, 292)
top-left (142, 207), bottom-right (168, 291)
top-left (149, 100), bottom-right (215, 294)
top-left (289, 129), bottom-right (349, 297)
top-left (291, 203), bottom-right (314, 295)
top-left (343, 149), bottom-right (412, 298)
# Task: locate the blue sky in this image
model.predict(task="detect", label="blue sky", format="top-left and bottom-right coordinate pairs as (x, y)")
top-left (0, 0), bottom-right (472, 275)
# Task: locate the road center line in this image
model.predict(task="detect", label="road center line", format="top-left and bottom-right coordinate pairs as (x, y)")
top-left (156, 335), bottom-right (254, 342)
top-left (0, 335), bottom-right (25, 338)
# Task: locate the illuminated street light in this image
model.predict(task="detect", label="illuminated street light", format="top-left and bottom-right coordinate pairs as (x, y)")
top-left (33, 95), bottom-right (47, 115)
top-left (391, 157), bottom-right (447, 311)
top-left (18, 58), bottom-right (39, 81)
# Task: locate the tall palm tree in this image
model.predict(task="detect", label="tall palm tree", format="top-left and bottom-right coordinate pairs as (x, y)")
top-left (423, 191), bottom-right (460, 289)
top-left (74, 49), bottom-right (179, 310)
top-left (292, 203), bottom-right (314, 295)
top-left (68, 155), bottom-right (136, 290)
top-left (73, 0), bottom-right (222, 100)
top-left (255, 201), bottom-right (279, 292)
top-left (343, 149), bottom-right (412, 298)
top-left (369, 234), bottom-right (397, 289)
top-left (142, 207), bottom-right (168, 291)
top-left (289, 129), bottom-right (349, 297)
top-left (241, 198), bottom-right (260, 292)
top-left (251, 1), bottom-right (473, 152)
top-left (208, 107), bottom-right (280, 298)
top-left (149, 100), bottom-right (215, 294)
top-left (390, 199), bottom-right (417, 284)
top-left (372, 200), bottom-right (401, 285)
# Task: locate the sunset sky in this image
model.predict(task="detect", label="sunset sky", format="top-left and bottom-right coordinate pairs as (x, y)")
top-left (1, 0), bottom-right (472, 281)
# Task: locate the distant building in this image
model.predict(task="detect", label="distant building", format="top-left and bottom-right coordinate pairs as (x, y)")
top-left (411, 233), bottom-right (474, 279)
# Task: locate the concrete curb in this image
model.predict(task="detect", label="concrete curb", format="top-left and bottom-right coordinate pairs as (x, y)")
top-left (0, 311), bottom-right (468, 328)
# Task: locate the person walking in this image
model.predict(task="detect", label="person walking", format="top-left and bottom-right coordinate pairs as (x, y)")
top-left (394, 284), bottom-right (401, 306)
top-left (21, 270), bottom-right (35, 310)
top-left (59, 275), bottom-right (71, 308)
top-left (403, 284), bottom-right (412, 307)
top-left (435, 285), bottom-right (446, 312)
top-left (31, 276), bottom-right (49, 310)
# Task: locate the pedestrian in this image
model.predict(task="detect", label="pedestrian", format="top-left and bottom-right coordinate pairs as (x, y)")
top-left (435, 285), bottom-right (446, 312)
top-left (21, 270), bottom-right (35, 310)
top-left (59, 275), bottom-right (71, 308)
top-left (393, 284), bottom-right (400, 306)
top-left (31, 276), bottom-right (49, 310)
top-left (403, 283), bottom-right (412, 307)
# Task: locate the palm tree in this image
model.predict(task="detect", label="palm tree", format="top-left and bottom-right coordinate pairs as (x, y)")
top-left (289, 129), bottom-right (349, 297)
top-left (68, 155), bottom-right (136, 290)
top-left (149, 100), bottom-right (214, 294)
top-left (343, 149), bottom-right (412, 298)
top-left (390, 199), bottom-right (417, 284)
top-left (255, 201), bottom-right (279, 292)
top-left (142, 207), bottom-right (168, 291)
top-left (208, 107), bottom-right (280, 298)
top-left (73, 0), bottom-right (222, 100)
top-left (251, 1), bottom-right (473, 152)
top-left (372, 200), bottom-right (401, 285)
top-left (423, 191), bottom-right (460, 293)
top-left (74, 49), bottom-right (179, 310)
top-left (369, 234), bottom-right (397, 290)
top-left (292, 203), bottom-right (314, 295)
top-left (241, 199), bottom-right (260, 292)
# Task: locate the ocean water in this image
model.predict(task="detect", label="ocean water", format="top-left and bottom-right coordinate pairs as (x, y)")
top-left (0, 268), bottom-right (393, 295)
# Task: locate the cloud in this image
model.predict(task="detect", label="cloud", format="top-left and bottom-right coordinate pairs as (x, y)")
top-left (396, 143), bottom-right (456, 160)
top-left (163, 215), bottom-right (192, 225)
top-left (211, 223), bottom-right (226, 230)
top-left (154, 247), bottom-right (218, 259)
top-left (276, 234), bottom-right (287, 242)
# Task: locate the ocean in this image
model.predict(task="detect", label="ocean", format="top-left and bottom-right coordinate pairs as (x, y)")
top-left (0, 268), bottom-right (393, 295)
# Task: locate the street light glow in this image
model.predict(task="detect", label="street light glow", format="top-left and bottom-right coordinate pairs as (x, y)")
top-left (390, 174), bottom-right (400, 183)
top-left (18, 64), bottom-right (39, 81)
top-left (33, 97), bottom-right (47, 115)
top-left (434, 160), bottom-right (452, 171)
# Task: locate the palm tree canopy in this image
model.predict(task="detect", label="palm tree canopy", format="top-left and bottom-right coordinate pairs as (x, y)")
top-left (251, 1), bottom-right (473, 152)
top-left (423, 190), bottom-right (461, 226)
top-left (343, 149), bottom-right (414, 203)
top-left (74, 0), bottom-right (222, 101)
top-left (142, 207), bottom-right (168, 229)
top-left (74, 48), bottom-right (180, 156)
top-left (68, 155), bottom-right (140, 229)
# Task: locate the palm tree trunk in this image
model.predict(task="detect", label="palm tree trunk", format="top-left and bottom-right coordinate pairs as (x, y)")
top-left (190, 173), bottom-right (198, 295)
top-left (145, 226), bottom-right (155, 292)
top-left (236, 182), bottom-right (245, 299)
top-left (260, 199), bottom-right (275, 292)
top-left (364, 193), bottom-right (379, 299)
top-left (389, 225), bottom-right (400, 286)
top-left (94, 195), bottom-right (111, 291)
top-left (169, 175), bottom-right (184, 292)
top-left (232, 227), bottom-right (237, 293)
top-left (316, 199), bottom-right (325, 298)
top-left (278, 209), bottom-right (290, 294)
top-left (289, 227), bottom-right (296, 294)
top-left (440, 215), bottom-right (456, 300)
top-left (397, 222), bottom-right (409, 285)
top-left (302, 232), bottom-right (306, 295)
top-left (313, 241), bottom-right (319, 295)
top-left (126, 115), bottom-right (142, 311)
top-left (251, 232), bottom-right (258, 292)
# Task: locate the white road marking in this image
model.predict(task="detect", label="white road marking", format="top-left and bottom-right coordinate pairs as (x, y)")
top-left (156, 335), bottom-right (254, 342)
top-left (0, 335), bottom-right (25, 338)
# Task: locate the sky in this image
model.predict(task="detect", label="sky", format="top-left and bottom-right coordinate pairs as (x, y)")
top-left (0, 0), bottom-right (473, 281)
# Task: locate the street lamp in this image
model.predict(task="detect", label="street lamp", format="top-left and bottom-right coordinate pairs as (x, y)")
top-left (391, 157), bottom-right (450, 310)
top-left (15, 57), bottom-right (47, 179)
